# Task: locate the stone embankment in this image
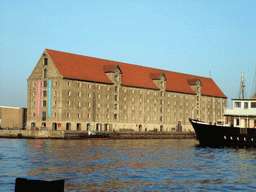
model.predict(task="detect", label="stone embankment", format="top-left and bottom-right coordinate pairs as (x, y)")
top-left (0, 130), bottom-right (196, 139)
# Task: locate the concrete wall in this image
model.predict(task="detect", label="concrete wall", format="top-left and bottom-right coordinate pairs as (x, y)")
top-left (0, 107), bottom-right (27, 129)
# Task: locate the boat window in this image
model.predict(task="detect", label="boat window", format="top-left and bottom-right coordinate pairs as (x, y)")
top-left (235, 102), bottom-right (241, 108)
top-left (251, 102), bottom-right (256, 108)
top-left (236, 119), bottom-right (240, 126)
top-left (244, 102), bottom-right (248, 109)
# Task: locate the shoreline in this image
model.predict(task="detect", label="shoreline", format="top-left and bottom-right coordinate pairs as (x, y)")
top-left (0, 130), bottom-right (196, 139)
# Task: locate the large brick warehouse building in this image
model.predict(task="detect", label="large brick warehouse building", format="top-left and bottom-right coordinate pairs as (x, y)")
top-left (27, 49), bottom-right (227, 132)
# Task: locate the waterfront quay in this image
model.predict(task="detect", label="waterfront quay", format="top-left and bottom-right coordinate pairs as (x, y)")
top-left (0, 130), bottom-right (195, 139)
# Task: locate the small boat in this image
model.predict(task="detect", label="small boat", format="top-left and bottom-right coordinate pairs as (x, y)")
top-left (189, 118), bottom-right (256, 147)
top-left (81, 122), bottom-right (110, 140)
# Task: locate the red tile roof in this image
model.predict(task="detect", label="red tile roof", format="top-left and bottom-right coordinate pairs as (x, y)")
top-left (187, 78), bottom-right (200, 85)
top-left (46, 49), bottom-right (227, 98)
top-left (150, 72), bottom-right (163, 80)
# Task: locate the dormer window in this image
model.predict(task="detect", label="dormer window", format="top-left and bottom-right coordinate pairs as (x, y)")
top-left (114, 75), bottom-right (119, 82)
top-left (44, 58), bottom-right (48, 65)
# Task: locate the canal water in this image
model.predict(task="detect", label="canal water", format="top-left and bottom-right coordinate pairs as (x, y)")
top-left (1, 138), bottom-right (256, 191)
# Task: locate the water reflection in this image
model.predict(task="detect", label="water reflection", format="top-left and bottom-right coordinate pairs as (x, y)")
top-left (1, 139), bottom-right (256, 191)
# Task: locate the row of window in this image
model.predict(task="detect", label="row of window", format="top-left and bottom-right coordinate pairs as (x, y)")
top-left (235, 102), bottom-right (256, 109)
top-left (32, 82), bottom-right (198, 99)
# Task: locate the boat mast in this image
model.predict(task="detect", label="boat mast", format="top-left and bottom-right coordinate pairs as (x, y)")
top-left (241, 72), bottom-right (245, 99)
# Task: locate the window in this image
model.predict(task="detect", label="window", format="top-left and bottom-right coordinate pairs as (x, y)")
top-left (235, 102), bottom-right (241, 108)
top-left (43, 91), bottom-right (47, 97)
top-left (115, 104), bottom-right (118, 110)
top-left (31, 122), bottom-right (36, 129)
top-left (67, 101), bottom-right (70, 106)
top-left (115, 95), bottom-right (118, 101)
top-left (44, 58), bottom-right (48, 65)
top-left (78, 92), bottom-right (81, 97)
top-left (52, 123), bottom-right (57, 130)
top-left (43, 69), bottom-right (47, 78)
top-left (251, 102), bottom-right (256, 108)
top-left (54, 91), bottom-right (57, 96)
top-left (68, 91), bottom-right (71, 96)
top-left (114, 75), bottom-right (118, 82)
top-left (77, 123), bottom-right (81, 131)
top-left (78, 102), bottom-right (81, 107)
top-left (114, 114), bottom-right (117, 120)
top-left (68, 82), bottom-right (71, 86)
top-left (42, 112), bottom-right (46, 121)
top-left (66, 123), bottom-right (71, 130)
top-left (78, 83), bottom-right (81, 87)
top-left (43, 81), bottom-right (47, 87)
top-left (55, 81), bottom-right (57, 86)
top-left (115, 86), bottom-right (118, 93)
top-left (98, 94), bottom-right (100, 98)
top-left (124, 97), bottom-right (126, 101)
top-left (244, 102), bottom-right (248, 109)
top-left (43, 100), bottom-right (47, 107)
top-left (67, 113), bottom-right (70, 118)
top-left (236, 119), bottom-right (240, 126)
top-left (78, 113), bottom-right (80, 118)
top-left (33, 101), bottom-right (35, 106)
top-left (33, 113), bottom-right (35, 117)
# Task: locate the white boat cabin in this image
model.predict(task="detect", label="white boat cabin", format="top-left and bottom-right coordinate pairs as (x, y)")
top-left (224, 99), bottom-right (256, 128)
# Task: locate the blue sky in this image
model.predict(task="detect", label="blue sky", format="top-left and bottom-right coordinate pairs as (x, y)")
top-left (1, 0), bottom-right (256, 108)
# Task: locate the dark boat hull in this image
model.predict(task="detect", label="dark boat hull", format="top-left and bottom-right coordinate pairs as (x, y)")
top-left (189, 118), bottom-right (256, 147)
